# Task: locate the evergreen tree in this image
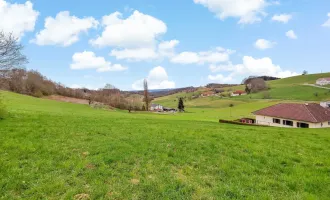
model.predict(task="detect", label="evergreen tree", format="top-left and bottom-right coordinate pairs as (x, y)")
top-left (178, 97), bottom-right (185, 112)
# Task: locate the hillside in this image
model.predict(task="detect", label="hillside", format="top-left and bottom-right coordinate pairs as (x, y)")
top-left (1, 91), bottom-right (330, 199)
top-left (154, 73), bottom-right (330, 108)
top-left (236, 72), bottom-right (330, 101)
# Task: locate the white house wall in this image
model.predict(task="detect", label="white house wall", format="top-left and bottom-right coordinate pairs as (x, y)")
top-left (255, 115), bottom-right (330, 128)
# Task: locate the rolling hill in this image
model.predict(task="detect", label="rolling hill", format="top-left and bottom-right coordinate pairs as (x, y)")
top-left (154, 73), bottom-right (330, 109)
top-left (0, 91), bottom-right (330, 199)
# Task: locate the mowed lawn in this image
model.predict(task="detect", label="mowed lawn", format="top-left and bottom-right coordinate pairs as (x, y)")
top-left (1, 92), bottom-right (330, 199)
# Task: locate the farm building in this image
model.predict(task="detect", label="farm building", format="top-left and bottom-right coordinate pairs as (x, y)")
top-left (150, 104), bottom-right (163, 111)
top-left (201, 91), bottom-right (215, 97)
top-left (231, 90), bottom-right (247, 97)
top-left (253, 103), bottom-right (330, 128)
top-left (316, 77), bottom-right (330, 85)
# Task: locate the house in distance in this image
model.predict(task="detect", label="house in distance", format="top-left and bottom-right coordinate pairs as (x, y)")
top-left (150, 104), bottom-right (176, 112)
top-left (150, 104), bottom-right (163, 111)
top-left (316, 77), bottom-right (330, 86)
top-left (253, 103), bottom-right (330, 128)
top-left (231, 90), bottom-right (247, 97)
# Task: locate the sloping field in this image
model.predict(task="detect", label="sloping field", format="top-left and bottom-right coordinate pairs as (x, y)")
top-left (155, 73), bottom-right (330, 108)
top-left (0, 91), bottom-right (330, 199)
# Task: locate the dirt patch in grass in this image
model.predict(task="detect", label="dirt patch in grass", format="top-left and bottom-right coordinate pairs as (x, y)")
top-left (74, 193), bottom-right (90, 200)
top-left (44, 95), bottom-right (89, 105)
top-left (130, 179), bottom-right (140, 185)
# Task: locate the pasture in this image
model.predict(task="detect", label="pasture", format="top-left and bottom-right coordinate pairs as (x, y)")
top-left (1, 91), bottom-right (330, 199)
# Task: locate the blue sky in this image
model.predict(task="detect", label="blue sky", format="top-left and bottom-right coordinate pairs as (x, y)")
top-left (1, 0), bottom-right (330, 90)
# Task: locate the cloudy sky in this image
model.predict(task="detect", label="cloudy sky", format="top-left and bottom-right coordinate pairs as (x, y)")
top-left (1, 0), bottom-right (330, 90)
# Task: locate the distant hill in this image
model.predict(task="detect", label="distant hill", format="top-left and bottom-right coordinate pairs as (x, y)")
top-left (206, 83), bottom-right (239, 88)
top-left (124, 87), bottom-right (197, 98)
top-left (242, 76), bottom-right (280, 84)
top-left (231, 72), bottom-right (330, 101)
top-left (154, 73), bottom-right (330, 108)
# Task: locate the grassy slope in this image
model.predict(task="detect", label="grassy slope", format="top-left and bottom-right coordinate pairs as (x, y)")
top-left (236, 73), bottom-right (330, 101)
top-left (155, 73), bottom-right (330, 109)
top-left (1, 91), bottom-right (330, 199)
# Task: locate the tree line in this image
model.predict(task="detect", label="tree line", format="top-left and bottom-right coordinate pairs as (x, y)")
top-left (0, 31), bottom-right (146, 111)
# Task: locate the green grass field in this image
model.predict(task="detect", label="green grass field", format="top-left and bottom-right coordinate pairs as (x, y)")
top-left (1, 91), bottom-right (330, 199)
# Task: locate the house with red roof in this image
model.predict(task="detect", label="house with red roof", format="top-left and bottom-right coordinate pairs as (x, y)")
top-left (231, 90), bottom-right (247, 97)
top-left (316, 77), bottom-right (330, 86)
top-left (253, 103), bottom-right (330, 128)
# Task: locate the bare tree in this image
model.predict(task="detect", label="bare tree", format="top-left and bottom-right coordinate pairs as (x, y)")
top-left (246, 78), bottom-right (267, 93)
top-left (0, 31), bottom-right (28, 84)
top-left (143, 79), bottom-right (150, 111)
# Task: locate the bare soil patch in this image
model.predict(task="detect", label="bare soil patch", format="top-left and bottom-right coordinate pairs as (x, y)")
top-left (44, 95), bottom-right (89, 105)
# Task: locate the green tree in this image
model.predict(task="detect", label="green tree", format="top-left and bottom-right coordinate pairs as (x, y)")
top-left (178, 97), bottom-right (185, 112)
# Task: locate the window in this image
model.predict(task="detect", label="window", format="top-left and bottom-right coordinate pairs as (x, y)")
top-left (273, 118), bottom-right (281, 124)
top-left (328, 121), bottom-right (330, 125)
top-left (297, 122), bottom-right (309, 128)
top-left (283, 120), bottom-right (293, 126)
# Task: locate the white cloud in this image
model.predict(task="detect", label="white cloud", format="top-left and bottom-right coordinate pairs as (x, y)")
top-left (171, 47), bottom-right (233, 64)
top-left (70, 51), bottom-right (127, 72)
top-left (286, 30), bottom-right (297, 39)
top-left (322, 13), bottom-right (330, 27)
top-left (233, 56), bottom-right (298, 78)
top-left (208, 74), bottom-right (234, 83)
top-left (272, 14), bottom-right (292, 23)
top-left (110, 48), bottom-right (158, 61)
top-left (90, 10), bottom-right (167, 48)
top-left (0, 0), bottom-right (39, 39)
top-left (208, 56), bottom-right (298, 83)
top-left (209, 62), bottom-right (236, 72)
top-left (158, 40), bottom-right (180, 57)
top-left (32, 11), bottom-right (98, 46)
top-left (132, 66), bottom-right (175, 90)
top-left (109, 40), bottom-right (179, 61)
top-left (193, 0), bottom-right (268, 24)
top-left (254, 39), bottom-right (276, 50)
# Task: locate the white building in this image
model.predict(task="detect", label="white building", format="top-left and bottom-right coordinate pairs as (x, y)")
top-left (316, 78), bottom-right (330, 86)
top-left (253, 103), bottom-right (330, 128)
top-left (150, 104), bottom-right (163, 111)
top-left (231, 90), bottom-right (247, 97)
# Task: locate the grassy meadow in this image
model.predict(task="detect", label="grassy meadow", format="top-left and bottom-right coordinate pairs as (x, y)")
top-left (1, 91), bottom-right (330, 199)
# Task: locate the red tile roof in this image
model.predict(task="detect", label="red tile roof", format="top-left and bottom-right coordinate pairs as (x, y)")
top-left (233, 90), bottom-right (246, 94)
top-left (253, 103), bottom-right (330, 123)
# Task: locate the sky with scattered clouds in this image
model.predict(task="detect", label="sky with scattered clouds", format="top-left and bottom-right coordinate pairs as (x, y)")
top-left (1, 0), bottom-right (330, 90)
